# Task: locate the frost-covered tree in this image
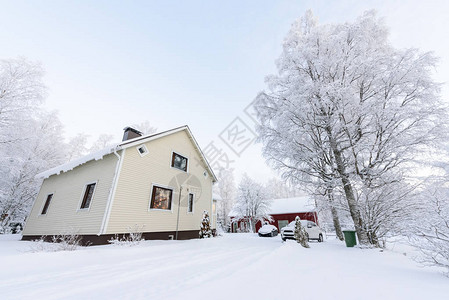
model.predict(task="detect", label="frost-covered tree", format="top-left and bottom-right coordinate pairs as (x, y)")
top-left (199, 210), bottom-right (212, 238)
top-left (294, 216), bottom-right (309, 248)
top-left (0, 57), bottom-right (46, 139)
top-left (131, 120), bottom-right (157, 135)
top-left (254, 10), bottom-right (446, 245)
top-left (231, 174), bottom-right (272, 233)
top-left (214, 167), bottom-right (236, 231)
top-left (65, 133), bottom-right (89, 161)
top-left (0, 58), bottom-right (68, 232)
top-left (406, 155), bottom-right (449, 274)
top-left (411, 184), bottom-right (449, 274)
top-left (0, 112), bottom-right (66, 232)
top-left (90, 134), bottom-right (115, 152)
top-left (265, 177), bottom-right (303, 199)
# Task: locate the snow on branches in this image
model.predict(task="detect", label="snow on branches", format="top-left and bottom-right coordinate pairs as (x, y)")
top-left (294, 217), bottom-right (310, 248)
top-left (254, 10), bottom-right (447, 246)
top-left (231, 174), bottom-right (272, 233)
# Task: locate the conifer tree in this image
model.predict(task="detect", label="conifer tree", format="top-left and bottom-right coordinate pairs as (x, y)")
top-left (294, 216), bottom-right (310, 248)
top-left (199, 210), bottom-right (212, 238)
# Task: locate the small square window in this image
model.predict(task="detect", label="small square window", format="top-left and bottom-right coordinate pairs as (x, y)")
top-left (41, 194), bottom-right (53, 215)
top-left (80, 183), bottom-right (96, 209)
top-left (171, 152), bottom-right (188, 172)
top-left (137, 145), bottom-right (148, 157)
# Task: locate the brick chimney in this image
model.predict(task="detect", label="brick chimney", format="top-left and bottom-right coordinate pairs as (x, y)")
top-left (122, 127), bottom-right (143, 141)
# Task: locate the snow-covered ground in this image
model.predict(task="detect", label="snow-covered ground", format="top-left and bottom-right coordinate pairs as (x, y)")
top-left (1, 233), bottom-right (448, 300)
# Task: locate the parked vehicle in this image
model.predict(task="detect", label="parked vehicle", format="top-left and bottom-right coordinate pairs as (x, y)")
top-left (281, 220), bottom-right (323, 242)
top-left (258, 224), bottom-right (279, 237)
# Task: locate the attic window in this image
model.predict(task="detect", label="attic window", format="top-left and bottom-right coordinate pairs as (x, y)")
top-left (137, 145), bottom-right (148, 157)
top-left (171, 152), bottom-right (188, 172)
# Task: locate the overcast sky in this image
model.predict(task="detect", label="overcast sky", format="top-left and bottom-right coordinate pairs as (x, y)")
top-left (1, 0), bottom-right (448, 183)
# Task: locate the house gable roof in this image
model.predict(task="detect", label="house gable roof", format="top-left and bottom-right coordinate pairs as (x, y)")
top-left (37, 125), bottom-right (218, 182)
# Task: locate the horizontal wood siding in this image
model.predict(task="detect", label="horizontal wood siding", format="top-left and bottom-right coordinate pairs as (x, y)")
top-left (22, 154), bottom-right (118, 236)
top-left (106, 130), bottom-right (213, 235)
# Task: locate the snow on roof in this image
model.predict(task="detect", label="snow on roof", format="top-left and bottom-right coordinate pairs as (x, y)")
top-left (37, 125), bottom-right (218, 181)
top-left (37, 145), bottom-right (118, 179)
top-left (228, 196), bottom-right (315, 217)
top-left (269, 197), bottom-right (316, 214)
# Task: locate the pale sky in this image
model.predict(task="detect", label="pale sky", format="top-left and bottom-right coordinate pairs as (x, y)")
top-left (1, 0), bottom-right (448, 183)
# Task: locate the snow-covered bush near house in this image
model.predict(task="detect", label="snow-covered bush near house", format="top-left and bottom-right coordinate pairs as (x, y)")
top-left (28, 236), bottom-right (58, 252)
top-left (199, 210), bottom-right (212, 238)
top-left (28, 231), bottom-right (81, 252)
top-left (2, 233), bottom-right (449, 300)
top-left (51, 232), bottom-right (82, 251)
top-left (108, 224), bottom-right (145, 246)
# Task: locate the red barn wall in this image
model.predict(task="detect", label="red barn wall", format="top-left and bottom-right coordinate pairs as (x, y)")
top-left (255, 212), bottom-right (319, 232)
top-left (231, 212), bottom-right (318, 233)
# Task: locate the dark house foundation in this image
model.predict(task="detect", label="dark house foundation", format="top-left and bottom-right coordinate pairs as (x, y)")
top-left (21, 229), bottom-right (216, 246)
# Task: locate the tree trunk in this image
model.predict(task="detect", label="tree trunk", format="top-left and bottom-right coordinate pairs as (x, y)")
top-left (326, 127), bottom-right (370, 245)
top-left (327, 190), bottom-right (344, 241)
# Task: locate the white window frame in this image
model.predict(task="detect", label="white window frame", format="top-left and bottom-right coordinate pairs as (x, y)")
top-left (136, 144), bottom-right (149, 157)
top-left (187, 192), bottom-right (195, 214)
top-left (149, 183), bottom-right (175, 212)
top-left (77, 181), bottom-right (98, 211)
top-left (170, 151), bottom-right (189, 173)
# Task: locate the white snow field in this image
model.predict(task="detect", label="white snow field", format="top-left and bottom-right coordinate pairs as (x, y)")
top-left (1, 233), bottom-right (448, 300)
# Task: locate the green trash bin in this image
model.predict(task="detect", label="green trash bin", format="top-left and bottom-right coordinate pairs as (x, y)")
top-left (342, 230), bottom-right (357, 247)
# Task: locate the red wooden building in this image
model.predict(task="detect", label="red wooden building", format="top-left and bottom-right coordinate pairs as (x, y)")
top-left (230, 197), bottom-right (318, 233)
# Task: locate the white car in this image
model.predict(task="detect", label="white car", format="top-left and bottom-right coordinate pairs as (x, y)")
top-left (258, 224), bottom-right (279, 237)
top-left (280, 220), bottom-right (323, 242)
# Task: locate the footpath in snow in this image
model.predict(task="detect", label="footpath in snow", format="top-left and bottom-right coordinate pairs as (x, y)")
top-left (0, 233), bottom-right (448, 300)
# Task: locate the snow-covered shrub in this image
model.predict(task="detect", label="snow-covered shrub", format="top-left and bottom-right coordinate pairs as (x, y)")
top-left (28, 236), bottom-right (54, 252)
top-left (108, 224), bottom-right (145, 246)
top-left (29, 231), bottom-right (81, 252)
top-left (199, 210), bottom-right (212, 238)
top-left (408, 184), bottom-right (449, 275)
top-left (51, 232), bottom-right (82, 251)
top-left (294, 217), bottom-right (309, 248)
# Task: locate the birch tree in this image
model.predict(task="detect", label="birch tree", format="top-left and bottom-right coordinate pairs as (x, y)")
top-left (131, 120), bottom-right (157, 135)
top-left (0, 57), bottom-right (46, 138)
top-left (0, 58), bottom-right (67, 232)
top-left (255, 10), bottom-right (445, 245)
top-left (0, 112), bottom-right (66, 231)
top-left (232, 174), bottom-right (272, 233)
top-left (214, 167), bottom-right (236, 230)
